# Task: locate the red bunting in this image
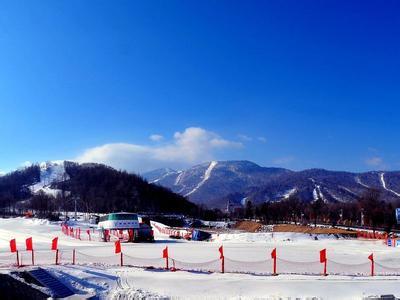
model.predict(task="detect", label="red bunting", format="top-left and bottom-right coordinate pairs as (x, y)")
top-left (115, 240), bottom-right (121, 254)
top-left (320, 249), bottom-right (327, 263)
top-left (368, 253), bottom-right (374, 261)
top-left (51, 237), bottom-right (58, 251)
top-left (26, 237), bottom-right (33, 251)
top-left (10, 239), bottom-right (17, 253)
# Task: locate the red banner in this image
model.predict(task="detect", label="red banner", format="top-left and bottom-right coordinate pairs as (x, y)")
top-left (368, 253), bottom-right (374, 261)
top-left (218, 246), bottom-right (224, 259)
top-left (162, 246), bottom-right (168, 259)
top-left (26, 237), bottom-right (33, 251)
top-left (51, 237), bottom-right (58, 251)
top-left (115, 240), bottom-right (121, 254)
top-left (271, 248), bottom-right (277, 259)
top-left (320, 249), bottom-right (327, 263)
top-left (10, 239), bottom-right (17, 253)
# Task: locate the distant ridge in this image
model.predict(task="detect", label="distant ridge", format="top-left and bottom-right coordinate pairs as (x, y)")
top-left (143, 161), bottom-right (400, 208)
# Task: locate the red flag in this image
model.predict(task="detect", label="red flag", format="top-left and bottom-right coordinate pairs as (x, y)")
top-left (115, 240), bottom-right (121, 254)
top-left (368, 253), bottom-right (374, 261)
top-left (271, 248), bottom-right (277, 259)
top-left (86, 229), bottom-right (90, 235)
top-left (218, 246), bottom-right (224, 259)
top-left (26, 237), bottom-right (33, 251)
top-left (320, 249), bottom-right (327, 263)
top-left (9, 239), bottom-right (17, 253)
top-left (162, 246), bottom-right (168, 258)
top-left (51, 237), bottom-right (58, 251)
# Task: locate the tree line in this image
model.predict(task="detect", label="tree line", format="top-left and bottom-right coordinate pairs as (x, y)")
top-left (230, 188), bottom-right (399, 233)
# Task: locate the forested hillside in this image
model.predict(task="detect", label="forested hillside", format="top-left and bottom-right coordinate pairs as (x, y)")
top-left (0, 162), bottom-right (197, 216)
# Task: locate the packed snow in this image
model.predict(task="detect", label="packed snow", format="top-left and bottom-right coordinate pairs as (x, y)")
top-left (0, 217), bottom-right (400, 299)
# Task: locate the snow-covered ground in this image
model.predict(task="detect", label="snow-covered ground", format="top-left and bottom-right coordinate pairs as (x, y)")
top-left (0, 217), bottom-right (400, 299)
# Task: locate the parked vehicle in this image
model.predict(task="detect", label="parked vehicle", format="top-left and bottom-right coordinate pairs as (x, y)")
top-left (137, 223), bottom-right (155, 242)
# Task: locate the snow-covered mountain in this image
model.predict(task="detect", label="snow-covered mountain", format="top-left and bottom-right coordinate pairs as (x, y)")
top-left (143, 161), bottom-right (400, 208)
top-left (143, 160), bottom-right (291, 206)
top-left (4, 159), bottom-right (400, 210)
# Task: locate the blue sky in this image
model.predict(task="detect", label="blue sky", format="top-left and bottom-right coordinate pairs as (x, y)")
top-left (1, 1), bottom-right (399, 173)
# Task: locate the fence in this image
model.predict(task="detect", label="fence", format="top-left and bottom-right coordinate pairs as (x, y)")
top-left (3, 248), bottom-right (400, 277)
top-left (3, 224), bottom-right (398, 277)
top-left (61, 224), bottom-right (97, 241)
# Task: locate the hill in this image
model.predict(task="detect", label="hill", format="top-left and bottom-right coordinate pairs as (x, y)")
top-left (0, 161), bottom-right (196, 215)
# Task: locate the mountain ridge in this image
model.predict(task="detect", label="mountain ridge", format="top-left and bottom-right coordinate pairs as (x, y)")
top-left (143, 160), bottom-right (400, 208)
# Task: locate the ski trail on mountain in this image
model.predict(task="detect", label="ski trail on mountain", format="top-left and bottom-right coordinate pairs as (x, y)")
top-left (380, 172), bottom-right (400, 197)
top-left (174, 171), bottom-right (184, 185)
top-left (309, 178), bottom-right (326, 202)
top-left (184, 161), bottom-right (218, 196)
top-left (355, 177), bottom-right (369, 188)
top-left (150, 171), bottom-right (175, 183)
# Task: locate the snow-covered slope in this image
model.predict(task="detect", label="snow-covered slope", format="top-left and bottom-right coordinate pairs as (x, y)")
top-left (30, 161), bottom-right (69, 197)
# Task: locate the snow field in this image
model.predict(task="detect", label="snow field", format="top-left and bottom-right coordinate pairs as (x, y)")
top-left (1, 218), bottom-right (400, 298)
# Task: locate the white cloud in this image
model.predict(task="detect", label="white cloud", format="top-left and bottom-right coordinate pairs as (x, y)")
top-left (76, 127), bottom-right (242, 173)
top-left (272, 156), bottom-right (294, 166)
top-left (365, 156), bottom-right (386, 169)
top-left (237, 134), bottom-right (253, 142)
top-left (149, 134), bottom-right (164, 142)
top-left (257, 136), bottom-right (267, 143)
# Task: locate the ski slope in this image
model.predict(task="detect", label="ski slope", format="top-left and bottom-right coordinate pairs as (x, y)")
top-left (380, 172), bottom-right (400, 197)
top-left (184, 161), bottom-right (218, 196)
top-left (0, 217), bottom-right (400, 299)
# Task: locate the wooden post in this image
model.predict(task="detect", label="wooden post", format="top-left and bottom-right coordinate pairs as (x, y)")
top-left (120, 252), bottom-right (123, 267)
top-left (32, 250), bottom-right (35, 266)
top-left (16, 251), bottom-right (19, 267)
top-left (55, 249), bottom-right (59, 265)
top-left (73, 249), bottom-right (76, 265)
top-left (323, 260), bottom-right (327, 276)
top-left (221, 257), bottom-right (225, 274)
top-left (273, 256), bottom-right (277, 275)
top-left (371, 259), bottom-right (374, 276)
